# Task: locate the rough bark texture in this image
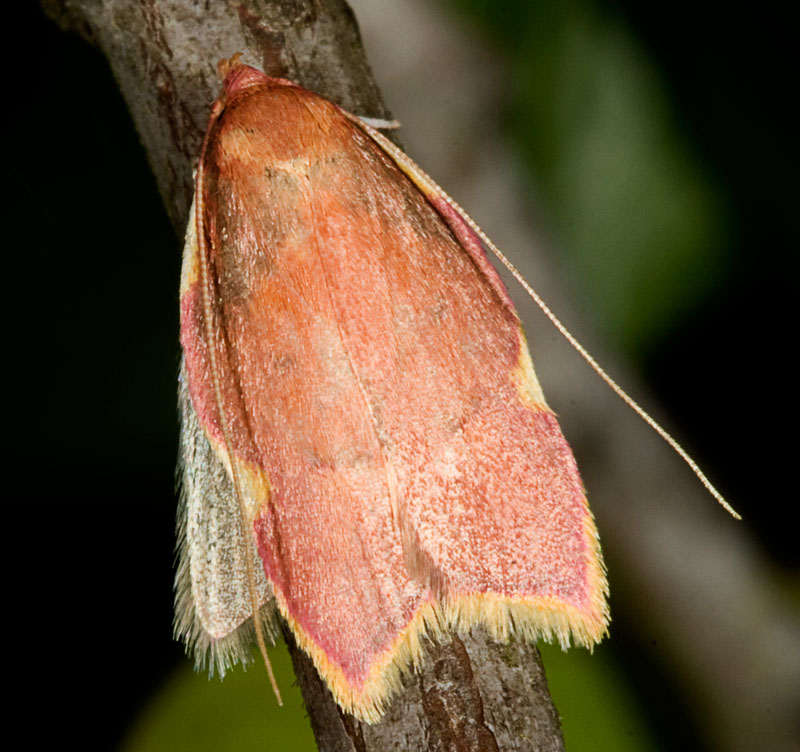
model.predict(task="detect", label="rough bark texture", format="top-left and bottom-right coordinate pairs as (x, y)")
top-left (41, 0), bottom-right (391, 230)
top-left (287, 625), bottom-right (563, 752)
top-left (40, 1), bottom-right (566, 749)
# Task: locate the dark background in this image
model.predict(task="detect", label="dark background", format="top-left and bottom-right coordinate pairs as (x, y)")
top-left (6, 2), bottom-right (795, 750)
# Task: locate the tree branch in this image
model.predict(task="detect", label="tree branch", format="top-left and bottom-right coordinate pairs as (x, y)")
top-left (40, 1), bottom-right (566, 749)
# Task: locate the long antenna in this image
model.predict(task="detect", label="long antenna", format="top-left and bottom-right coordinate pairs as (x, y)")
top-left (470, 216), bottom-right (741, 520)
top-left (359, 118), bottom-right (739, 520)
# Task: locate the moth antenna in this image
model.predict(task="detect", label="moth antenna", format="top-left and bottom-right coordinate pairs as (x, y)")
top-left (194, 143), bottom-right (283, 706)
top-left (353, 118), bottom-right (738, 519)
top-left (471, 220), bottom-right (741, 520)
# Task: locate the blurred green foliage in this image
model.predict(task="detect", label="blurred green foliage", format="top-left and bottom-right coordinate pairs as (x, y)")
top-left (446, 0), bottom-right (729, 357)
top-left (539, 643), bottom-right (658, 752)
top-left (123, 641), bottom-right (316, 752)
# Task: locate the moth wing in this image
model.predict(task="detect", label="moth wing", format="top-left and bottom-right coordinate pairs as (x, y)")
top-left (179, 128), bottom-right (426, 721)
top-left (345, 114), bottom-right (609, 648)
top-left (174, 199), bottom-right (274, 677)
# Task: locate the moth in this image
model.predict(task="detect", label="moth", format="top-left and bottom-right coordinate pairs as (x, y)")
top-left (175, 55), bottom-right (734, 722)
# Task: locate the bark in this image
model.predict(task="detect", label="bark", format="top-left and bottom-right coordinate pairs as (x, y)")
top-left (40, 1), bottom-right (566, 749)
top-left (287, 626), bottom-right (563, 752)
